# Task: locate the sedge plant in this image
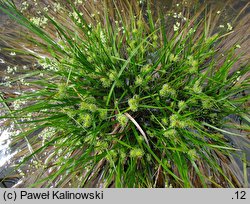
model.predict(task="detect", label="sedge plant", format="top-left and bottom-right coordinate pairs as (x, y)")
top-left (0, 0), bottom-right (249, 187)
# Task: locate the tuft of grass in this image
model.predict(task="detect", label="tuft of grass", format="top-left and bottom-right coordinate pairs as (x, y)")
top-left (0, 0), bottom-right (249, 187)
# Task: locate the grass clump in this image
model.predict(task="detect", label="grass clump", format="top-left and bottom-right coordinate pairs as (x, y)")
top-left (0, 0), bottom-right (249, 187)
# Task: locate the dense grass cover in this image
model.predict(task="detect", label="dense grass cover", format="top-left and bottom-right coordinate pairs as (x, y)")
top-left (0, 0), bottom-right (249, 187)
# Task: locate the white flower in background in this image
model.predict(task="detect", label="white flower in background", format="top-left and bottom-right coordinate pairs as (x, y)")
top-left (236, 44), bottom-right (241, 49)
top-left (188, 27), bottom-right (196, 35)
top-left (13, 100), bottom-right (22, 110)
top-left (41, 127), bottom-right (56, 146)
top-left (53, 2), bottom-right (62, 12)
top-left (139, 0), bottom-right (145, 4)
top-left (100, 30), bottom-right (106, 44)
top-left (70, 11), bottom-right (82, 23)
top-left (3, 76), bottom-right (10, 80)
top-left (10, 52), bottom-right (16, 56)
top-left (5, 82), bottom-right (12, 88)
top-left (173, 22), bottom-right (180, 31)
top-left (21, 1), bottom-right (29, 12)
top-left (177, 12), bottom-right (182, 18)
top-left (7, 66), bottom-right (13, 74)
top-left (44, 6), bottom-right (49, 12)
top-left (227, 23), bottom-right (233, 31)
top-left (0, 58), bottom-right (5, 63)
top-left (74, 0), bottom-right (83, 4)
top-left (30, 16), bottom-right (48, 27)
top-left (20, 78), bottom-right (24, 84)
top-left (72, 11), bottom-right (78, 19)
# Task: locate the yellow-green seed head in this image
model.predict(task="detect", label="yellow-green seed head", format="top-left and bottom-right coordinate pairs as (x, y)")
top-left (130, 148), bottom-right (144, 158)
top-left (99, 109), bottom-right (107, 120)
top-left (137, 19), bottom-right (143, 27)
top-left (116, 79), bottom-right (123, 88)
top-left (191, 60), bottom-right (198, 68)
top-left (132, 28), bottom-right (138, 34)
top-left (178, 100), bottom-right (187, 110)
top-left (169, 114), bottom-right (179, 128)
top-left (159, 84), bottom-right (176, 98)
top-left (146, 154), bottom-right (152, 162)
top-left (140, 64), bottom-right (151, 73)
top-left (106, 150), bottom-right (118, 162)
top-left (178, 120), bottom-right (189, 128)
top-left (117, 114), bottom-right (128, 127)
top-left (152, 41), bottom-right (158, 48)
top-left (161, 117), bottom-right (169, 126)
top-left (108, 70), bottom-right (118, 81)
top-left (95, 141), bottom-right (108, 151)
top-left (80, 102), bottom-right (97, 112)
top-left (187, 56), bottom-right (199, 73)
top-left (193, 80), bottom-right (202, 94)
top-left (100, 77), bottom-right (111, 88)
top-left (138, 135), bottom-right (144, 143)
top-left (79, 113), bottom-right (92, 128)
top-left (169, 53), bottom-right (178, 62)
top-left (120, 150), bottom-right (126, 162)
top-left (135, 76), bottom-right (143, 86)
top-left (89, 104), bottom-right (97, 112)
top-left (188, 149), bottom-right (198, 160)
top-left (145, 75), bottom-right (152, 82)
top-left (63, 108), bottom-right (76, 118)
top-left (128, 95), bottom-right (139, 112)
top-left (159, 83), bottom-right (170, 96)
top-left (146, 130), bottom-right (154, 138)
top-left (152, 34), bottom-right (158, 41)
top-left (202, 98), bottom-right (213, 109)
top-left (80, 101), bottom-right (89, 110)
top-left (164, 129), bottom-right (177, 138)
top-left (85, 96), bottom-right (96, 103)
top-left (189, 66), bottom-right (198, 74)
